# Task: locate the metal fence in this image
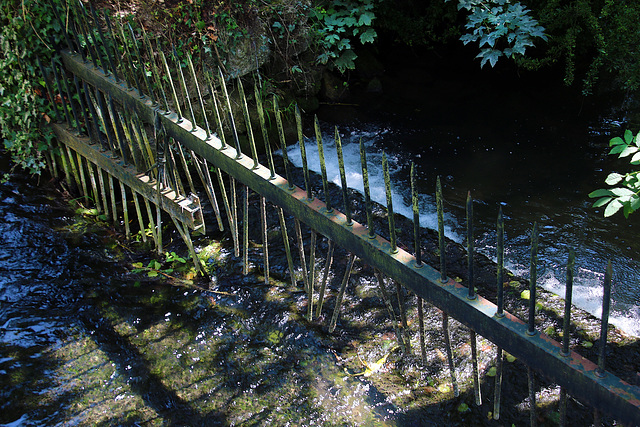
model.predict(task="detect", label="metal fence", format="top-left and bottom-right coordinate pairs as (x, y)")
top-left (38, 2), bottom-right (640, 425)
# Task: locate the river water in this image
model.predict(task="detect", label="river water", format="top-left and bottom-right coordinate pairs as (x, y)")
top-left (294, 49), bottom-right (640, 338)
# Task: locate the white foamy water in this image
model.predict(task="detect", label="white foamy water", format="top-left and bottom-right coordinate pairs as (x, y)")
top-left (283, 128), bottom-right (461, 242)
top-left (280, 126), bottom-right (640, 338)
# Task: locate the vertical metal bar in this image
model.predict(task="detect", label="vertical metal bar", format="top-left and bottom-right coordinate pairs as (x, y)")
top-left (329, 253), bottom-right (356, 333)
top-left (117, 19), bottom-right (141, 91)
top-left (335, 128), bottom-right (351, 224)
top-left (58, 144), bottom-right (73, 192)
top-left (218, 68), bottom-right (242, 157)
top-left (97, 167), bottom-right (109, 218)
top-left (294, 219), bottom-right (310, 296)
top-left (96, 91), bottom-right (119, 153)
top-left (296, 105), bottom-right (312, 200)
top-left (471, 330), bottom-right (482, 406)
top-left (51, 59), bottom-right (72, 127)
top-left (87, 163), bottom-right (101, 213)
top-left (418, 297), bottom-right (426, 365)
top-left (494, 207), bottom-right (505, 420)
top-left (315, 116), bottom-right (331, 210)
top-left (73, 76), bottom-right (91, 136)
top-left (107, 94), bottom-right (130, 165)
top-left (231, 177), bottom-right (239, 256)
top-left (143, 198), bottom-right (158, 247)
top-left (382, 152), bottom-right (397, 252)
top-left (239, 79), bottom-right (259, 168)
top-left (108, 174), bottom-right (117, 223)
top-left (374, 269), bottom-right (406, 354)
top-left (103, 11), bottom-right (121, 82)
top-left (396, 280), bottom-right (410, 353)
top-left (277, 207), bottom-right (297, 286)
top-left (75, 1), bottom-right (99, 69)
top-left (187, 52), bottom-right (211, 137)
top-left (436, 176), bottom-right (446, 282)
top-left (562, 251), bottom-right (575, 351)
top-left (60, 68), bottom-right (82, 134)
top-left (275, 98), bottom-right (292, 188)
top-left (260, 196), bottom-right (269, 284)
top-left (597, 260), bottom-right (612, 376)
top-left (83, 83), bottom-right (105, 150)
top-left (132, 192), bottom-right (147, 243)
top-left (316, 239), bottom-right (334, 319)
top-left (120, 181), bottom-right (130, 239)
top-left (64, 146), bottom-right (82, 192)
top-left (171, 46), bottom-right (197, 128)
top-left (160, 51), bottom-right (183, 120)
top-left (255, 84), bottom-right (275, 179)
top-left (68, 4), bottom-right (86, 62)
top-left (360, 138), bottom-right (374, 239)
top-left (411, 163), bottom-right (421, 266)
top-left (192, 154), bottom-right (223, 231)
top-left (141, 27), bottom-right (169, 111)
top-left (50, 0), bottom-right (75, 53)
top-left (443, 312), bottom-right (459, 397)
top-left (529, 222), bottom-right (539, 335)
top-left (307, 231), bottom-right (317, 319)
top-left (466, 192), bottom-right (475, 299)
top-left (155, 201), bottom-right (163, 255)
top-left (36, 57), bottom-right (59, 122)
top-left (127, 22), bottom-right (153, 102)
top-left (206, 71), bottom-right (226, 148)
top-left (215, 168), bottom-right (238, 255)
top-left (242, 185), bottom-right (250, 275)
top-left (89, 4), bottom-right (116, 77)
top-left (74, 152), bottom-right (89, 202)
top-left (528, 367), bottom-right (537, 427)
top-left (171, 217), bottom-right (206, 277)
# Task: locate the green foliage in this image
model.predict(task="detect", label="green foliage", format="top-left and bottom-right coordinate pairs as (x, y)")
top-left (131, 251), bottom-right (188, 277)
top-left (589, 130), bottom-right (640, 218)
top-left (0, 0), bottom-right (64, 175)
top-left (313, 0), bottom-right (379, 72)
top-left (447, 0), bottom-right (548, 68)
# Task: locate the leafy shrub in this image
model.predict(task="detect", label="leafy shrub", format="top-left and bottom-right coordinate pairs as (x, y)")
top-left (590, 130), bottom-right (640, 218)
top-left (312, 0), bottom-right (379, 72)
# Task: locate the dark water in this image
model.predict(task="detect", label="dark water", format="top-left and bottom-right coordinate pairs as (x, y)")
top-left (307, 48), bottom-right (640, 337)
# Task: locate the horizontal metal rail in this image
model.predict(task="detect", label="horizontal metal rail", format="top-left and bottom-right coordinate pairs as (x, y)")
top-left (52, 122), bottom-right (204, 231)
top-left (62, 50), bottom-right (640, 423)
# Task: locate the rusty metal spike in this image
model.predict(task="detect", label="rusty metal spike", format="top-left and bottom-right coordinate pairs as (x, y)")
top-left (107, 94), bottom-right (130, 165)
top-left (374, 269), bottom-right (407, 355)
top-left (102, 9), bottom-right (121, 82)
top-left (119, 181), bottom-right (130, 239)
top-left (238, 79), bottom-right (258, 168)
top-left (382, 152), bottom-right (396, 252)
top-left (89, 3), bottom-right (116, 77)
top-left (141, 26), bottom-right (169, 111)
top-left (360, 138), bottom-right (374, 239)
top-left (470, 329), bottom-right (482, 406)
top-left (117, 18), bottom-right (141, 91)
top-left (60, 67), bottom-right (82, 134)
top-left (73, 75), bottom-right (91, 136)
top-left (307, 231), bottom-right (317, 319)
top-left (132, 192), bottom-right (147, 243)
top-left (243, 185), bottom-right (249, 275)
top-left (205, 70), bottom-right (226, 148)
top-left (418, 296), bottom-right (426, 364)
top-left (562, 249), bottom-right (575, 355)
top-left (277, 207), bottom-right (297, 286)
top-left (260, 196), bottom-right (269, 285)
top-left (51, 59), bottom-right (73, 129)
top-left (75, 1), bottom-right (100, 69)
top-left (314, 116), bottom-right (331, 211)
top-left (127, 22), bottom-right (154, 102)
top-left (254, 83), bottom-right (275, 179)
top-left (186, 52), bottom-right (211, 137)
top-left (218, 68), bottom-right (242, 157)
top-left (50, 0), bottom-right (75, 53)
top-left (274, 97), bottom-right (292, 188)
top-left (160, 51), bottom-right (182, 120)
top-left (335, 127), bottom-right (351, 225)
top-left (296, 105), bottom-right (311, 200)
top-left (294, 219), bottom-right (310, 297)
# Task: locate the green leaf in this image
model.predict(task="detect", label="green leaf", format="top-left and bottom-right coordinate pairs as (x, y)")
top-left (592, 197), bottom-right (612, 208)
top-left (609, 136), bottom-right (625, 146)
top-left (604, 199), bottom-right (623, 217)
top-left (588, 189), bottom-right (613, 198)
top-left (605, 172), bottom-right (624, 185)
top-left (624, 129), bottom-right (634, 144)
top-left (619, 145), bottom-right (638, 158)
top-left (610, 187), bottom-right (635, 197)
top-left (359, 28), bottom-right (377, 44)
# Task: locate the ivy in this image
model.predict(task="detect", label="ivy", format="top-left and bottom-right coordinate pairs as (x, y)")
top-left (447, 0), bottom-right (547, 67)
top-left (0, 0), bottom-right (64, 176)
